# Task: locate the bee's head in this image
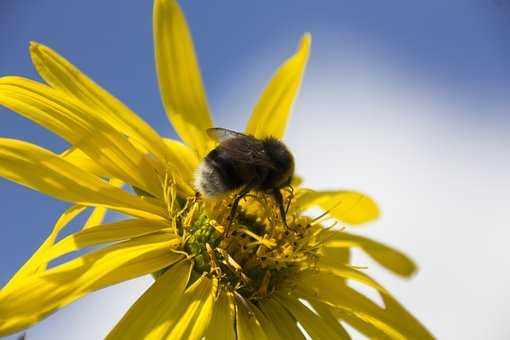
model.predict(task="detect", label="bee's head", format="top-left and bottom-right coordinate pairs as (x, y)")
top-left (262, 137), bottom-right (295, 189)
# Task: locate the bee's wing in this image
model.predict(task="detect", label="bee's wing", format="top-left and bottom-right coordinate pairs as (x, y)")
top-left (207, 128), bottom-right (249, 142)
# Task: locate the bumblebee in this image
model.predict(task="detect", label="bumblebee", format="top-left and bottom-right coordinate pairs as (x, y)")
top-left (194, 128), bottom-right (294, 228)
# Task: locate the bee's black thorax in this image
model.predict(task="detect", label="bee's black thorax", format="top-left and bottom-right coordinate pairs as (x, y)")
top-left (259, 137), bottom-right (294, 190)
top-left (198, 134), bottom-right (294, 198)
top-left (196, 128), bottom-right (295, 231)
top-left (205, 148), bottom-right (245, 191)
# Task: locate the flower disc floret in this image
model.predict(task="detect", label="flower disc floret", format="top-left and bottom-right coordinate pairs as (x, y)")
top-left (172, 190), bottom-right (322, 301)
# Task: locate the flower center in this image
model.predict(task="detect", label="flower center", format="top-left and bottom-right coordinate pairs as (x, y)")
top-left (173, 191), bottom-right (320, 301)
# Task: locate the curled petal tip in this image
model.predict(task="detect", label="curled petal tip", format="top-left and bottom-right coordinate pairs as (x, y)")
top-left (29, 41), bottom-right (46, 55)
top-left (301, 32), bottom-right (312, 45)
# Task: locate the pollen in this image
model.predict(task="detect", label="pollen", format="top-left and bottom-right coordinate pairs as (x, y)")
top-left (172, 187), bottom-right (321, 301)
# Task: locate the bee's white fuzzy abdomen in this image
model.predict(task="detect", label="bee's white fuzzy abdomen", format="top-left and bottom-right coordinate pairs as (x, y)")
top-left (194, 161), bottom-right (228, 198)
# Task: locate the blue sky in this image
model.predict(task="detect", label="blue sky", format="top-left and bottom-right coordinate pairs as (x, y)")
top-left (1, 1), bottom-right (509, 338)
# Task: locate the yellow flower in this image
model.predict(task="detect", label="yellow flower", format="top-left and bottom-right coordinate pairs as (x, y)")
top-left (0, 0), bottom-right (432, 339)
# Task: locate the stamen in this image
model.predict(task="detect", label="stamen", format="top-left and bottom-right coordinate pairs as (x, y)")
top-left (170, 188), bottom-right (325, 301)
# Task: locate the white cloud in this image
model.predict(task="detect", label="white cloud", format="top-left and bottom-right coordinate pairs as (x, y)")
top-left (286, 45), bottom-right (510, 339)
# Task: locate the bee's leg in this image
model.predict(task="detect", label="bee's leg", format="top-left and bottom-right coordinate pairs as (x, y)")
top-left (284, 184), bottom-right (294, 214)
top-left (227, 196), bottom-right (242, 230)
top-left (272, 189), bottom-right (289, 229)
top-left (226, 181), bottom-right (257, 235)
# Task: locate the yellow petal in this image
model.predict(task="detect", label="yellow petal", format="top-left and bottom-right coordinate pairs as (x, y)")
top-left (248, 300), bottom-right (284, 339)
top-left (258, 298), bottom-right (305, 339)
top-left (163, 138), bottom-right (199, 176)
top-left (154, 0), bottom-right (213, 156)
top-left (295, 189), bottom-right (379, 225)
top-left (83, 207), bottom-right (107, 229)
top-left (317, 264), bottom-right (388, 295)
top-left (333, 308), bottom-right (405, 340)
top-left (322, 231), bottom-right (417, 277)
top-left (318, 242), bottom-right (351, 284)
top-left (107, 259), bottom-right (192, 339)
top-left (149, 275), bottom-right (216, 339)
top-left (317, 229), bottom-right (350, 269)
top-left (0, 234), bottom-right (182, 336)
top-left (296, 274), bottom-right (405, 339)
top-left (30, 42), bottom-right (170, 162)
top-left (5, 179), bottom-right (124, 290)
top-left (245, 33), bottom-right (311, 139)
top-left (163, 138), bottom-right (199, 195)
top-left (3, 205), bottom-right (86, 290)
top-left (308, 300), bottom-right (352, 339)
top-left (296, 271), bottom-right (433, 339)
top-left (235, 297), bottom-right (269, 340)
top-left (291, 174), bottom-right (304, 187)
top-left (203, 289), bottom-right (236, 340)
top-left (83, 179), bottom-right (123, 230)
top-left (43, 219), bottom-right (173, 264)
top-left (328, 307), bottom-right (392, 339)
top-left (0, 138), bottom-right (166, 220)
top-left (311, 296), bottom-right (395, 339)
top-left (60, 146), bottom-right (108, 177)
top-left (380, 292), bottom-right (433, 340)
top-left (275, 292), bottom-right (350, 339)
top-left (0, 77), bottom-right (163, 197)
